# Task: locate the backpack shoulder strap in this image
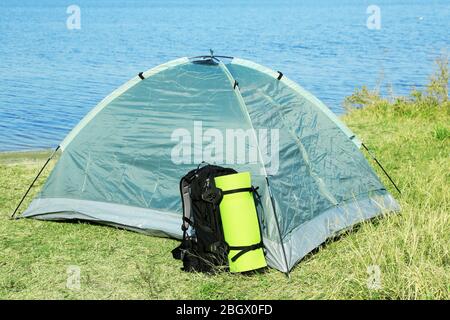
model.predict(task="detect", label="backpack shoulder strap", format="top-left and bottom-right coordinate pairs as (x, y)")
top-left (180, 178), bottom-right (192, 232)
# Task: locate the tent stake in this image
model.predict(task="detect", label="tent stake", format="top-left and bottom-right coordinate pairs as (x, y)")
top-left (266, 177), bottom-right (291, 278)
top-left (10, 146), bottom-right (60, 219)
top-left (361, 143), bottom-right (401, 195)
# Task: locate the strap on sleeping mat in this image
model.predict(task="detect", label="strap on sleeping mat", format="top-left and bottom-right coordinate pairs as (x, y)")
top-left (222, 186), bottom-right (260, 197)
top-left (228, 241), bottom-right (264, 262)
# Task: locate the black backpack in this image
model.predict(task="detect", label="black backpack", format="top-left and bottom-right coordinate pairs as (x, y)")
top-left (171, 163), bottom-right (237, 273)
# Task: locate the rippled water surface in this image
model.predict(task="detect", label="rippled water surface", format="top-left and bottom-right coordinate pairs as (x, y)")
top-left (0, 0), bottom-right (449, 151)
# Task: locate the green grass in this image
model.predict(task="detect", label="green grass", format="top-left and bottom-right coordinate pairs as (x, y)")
top-left (1, 62), bottom-right (449, 300)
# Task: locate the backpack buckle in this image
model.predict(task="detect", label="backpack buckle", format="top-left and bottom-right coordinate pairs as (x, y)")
top-left (201, 178), bottom-right (223, 204)
top-left (208, 241), bottom-right (225, 253)
top-left (201, 187), bottom-right (223, 204)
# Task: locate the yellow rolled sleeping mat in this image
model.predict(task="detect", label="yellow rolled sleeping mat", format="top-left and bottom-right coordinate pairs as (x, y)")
top-left (214, 172), bottom-right (267, 273)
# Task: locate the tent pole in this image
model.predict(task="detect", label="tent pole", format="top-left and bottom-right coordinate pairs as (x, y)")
top-left (361, 143), bottom-right (401, 195)
top-left (219, 62), bottom-right (291, 276)
top-left (266, 177), bottom-right (291, 278)
top-left (10, 146), bottom-right (60, 219)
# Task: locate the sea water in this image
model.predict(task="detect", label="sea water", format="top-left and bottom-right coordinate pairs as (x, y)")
top-left (0, 0), bottom-right (448, 151)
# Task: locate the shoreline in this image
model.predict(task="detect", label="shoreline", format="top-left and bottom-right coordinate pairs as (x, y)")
top-left (0, 149), bottom-right (53, 164)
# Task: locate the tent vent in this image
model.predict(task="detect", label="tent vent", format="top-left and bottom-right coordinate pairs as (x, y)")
top-left (277, 71), bottom-right (283, 80)
top-left (138, 72), bottom-right (145, 80)
top-left (192, 58), bottom-right (218, 65)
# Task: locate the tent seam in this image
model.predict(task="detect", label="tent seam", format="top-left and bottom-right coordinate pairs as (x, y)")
top-left (218, 61), bottom-right (291, 275)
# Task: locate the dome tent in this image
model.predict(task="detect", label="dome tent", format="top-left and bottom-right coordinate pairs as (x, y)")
top-left (17, 55), bottom-right (400, 273)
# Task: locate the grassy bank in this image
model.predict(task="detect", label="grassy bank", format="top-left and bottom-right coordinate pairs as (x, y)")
top-left (1, 63), bottom-right (449, 300)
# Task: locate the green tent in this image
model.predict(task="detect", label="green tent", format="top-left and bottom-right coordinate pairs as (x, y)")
top-left (21, 55), bottom-right (400, 273)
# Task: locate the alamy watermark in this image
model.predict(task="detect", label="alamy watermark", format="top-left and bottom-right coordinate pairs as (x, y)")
top-left (367, 265), bottom-right (382, 290)
top-left (171, 121), bottom-right (280, 175)
top-left (366, 5), bottom-right (381, 30)
top-left (66, 5), bottom-right (81, 30)
top-left (66, 265), bottom-right (81, 290)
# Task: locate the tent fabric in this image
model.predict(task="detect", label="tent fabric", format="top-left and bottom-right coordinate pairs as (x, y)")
top-left (22, 56), bottom-right (400, 272)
